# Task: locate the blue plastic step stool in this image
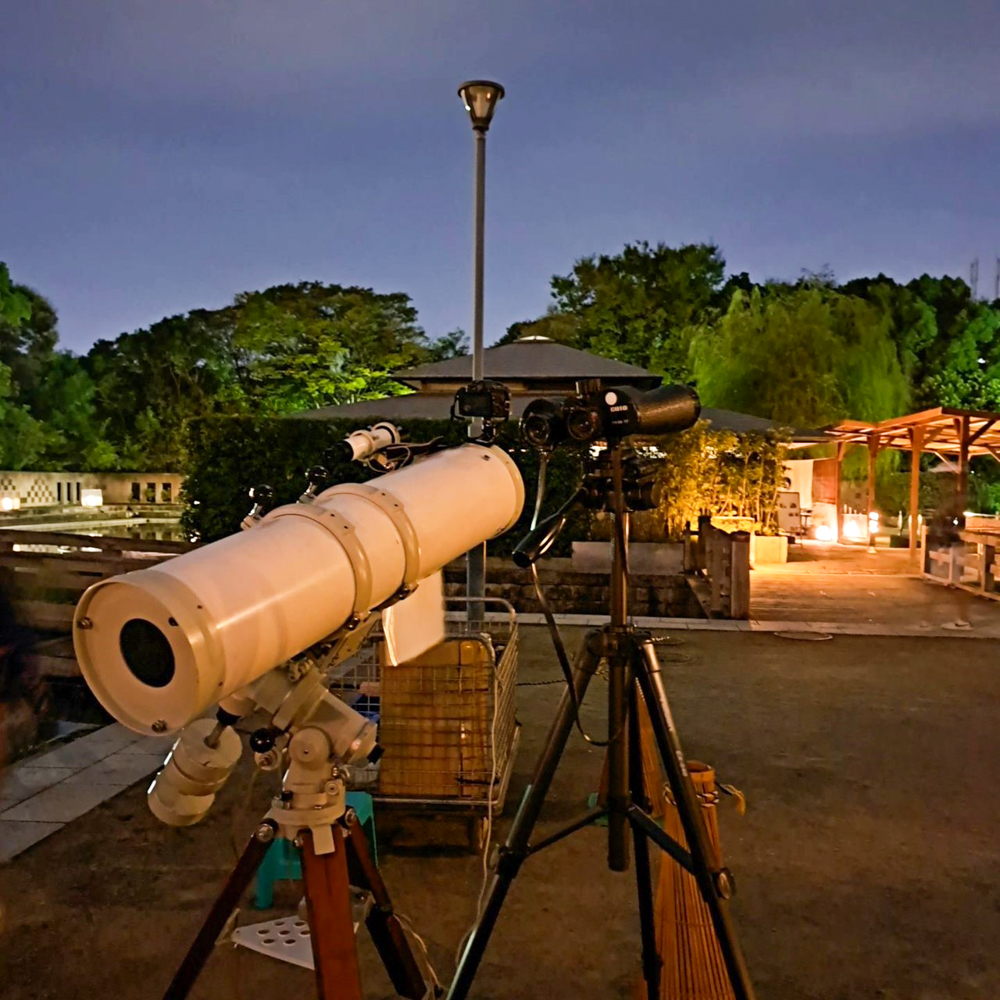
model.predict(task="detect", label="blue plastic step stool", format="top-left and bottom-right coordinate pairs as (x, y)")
top-left (254, 791), bottom-right (377, 909)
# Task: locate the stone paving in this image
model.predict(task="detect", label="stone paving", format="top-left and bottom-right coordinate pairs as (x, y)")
top-left (0, 724), bottom-right (172, 862)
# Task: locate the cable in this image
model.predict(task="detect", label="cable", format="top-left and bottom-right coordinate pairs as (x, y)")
top-left (396, 911), bottom-right (443, 992)
top-left (530, 563), bottom-right (613, 747)
top-left (530, 453), bottom-right (549, 530)
top-left (455, 629), bottom-right (502, 967)
top-left (475, 637), bottom-right (500, 920)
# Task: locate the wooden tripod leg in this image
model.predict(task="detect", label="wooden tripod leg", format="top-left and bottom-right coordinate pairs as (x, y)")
top-left (163, 820), bottom-right (276, 1000)
top-left (301, 828), bottom-right (364, 1000)
top-left (345, 815), bottom-right (428, 1000)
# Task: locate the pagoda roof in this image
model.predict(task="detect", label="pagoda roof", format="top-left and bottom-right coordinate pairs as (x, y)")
top-left (394, 336), bottom-right (660, 390)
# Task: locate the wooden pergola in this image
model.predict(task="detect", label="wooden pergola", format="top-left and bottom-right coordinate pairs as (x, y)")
top-left (826, 407), bottom-right (1000, 564)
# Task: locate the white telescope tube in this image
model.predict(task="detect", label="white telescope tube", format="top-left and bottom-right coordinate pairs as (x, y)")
top-left (74, 444), bottom-right (523, 735)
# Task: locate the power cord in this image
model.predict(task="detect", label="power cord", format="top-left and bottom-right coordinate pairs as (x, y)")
top-left (454, 630), bottom-right (502, 967)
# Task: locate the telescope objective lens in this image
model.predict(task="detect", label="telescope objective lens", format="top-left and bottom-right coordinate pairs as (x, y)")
top-left (119, 618), bottom-right (175, 688)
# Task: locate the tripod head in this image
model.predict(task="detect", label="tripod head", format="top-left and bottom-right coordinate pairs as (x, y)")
top-left (512, 441), bottom-right (661, 567)
top-left (515, 379), bottom-right (699, 564)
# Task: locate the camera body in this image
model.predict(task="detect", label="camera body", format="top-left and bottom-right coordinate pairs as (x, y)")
top-left (521, 380), bottom-right (700, 451)
top-left (452, 379), bottom-right (511, 422)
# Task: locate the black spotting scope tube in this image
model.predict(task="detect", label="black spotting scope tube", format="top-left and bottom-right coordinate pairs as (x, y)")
top-left (622, 383), bottom-right (700, 436)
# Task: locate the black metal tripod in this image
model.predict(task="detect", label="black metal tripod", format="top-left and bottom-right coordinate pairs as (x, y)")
top-left (446, 444), bottom-right (756, 1000)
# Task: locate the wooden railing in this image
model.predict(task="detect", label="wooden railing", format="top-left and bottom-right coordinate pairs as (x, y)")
top-left (921, 525), bottom-right (1000, 599)
top-left (683, 515), bottom-right (751, 619)
top-left (0, 529), bottom-right (195, 677)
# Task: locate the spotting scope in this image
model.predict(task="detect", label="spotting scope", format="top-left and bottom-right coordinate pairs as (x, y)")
top-left (74, 443), bottom-right (525, 736)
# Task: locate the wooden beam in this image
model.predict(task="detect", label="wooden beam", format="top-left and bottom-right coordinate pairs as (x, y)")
top-left (985, 444), bottom-right (1000, 464)
top-left (909, 426), bottom-right (924, 567)
top-left (922, 426), bottom-right (945, 449)
top-left (968, 419), bottom-right (997, 445)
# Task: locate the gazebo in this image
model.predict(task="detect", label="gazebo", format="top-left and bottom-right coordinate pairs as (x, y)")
top-left (826, 407), bottom-right (1000, 563)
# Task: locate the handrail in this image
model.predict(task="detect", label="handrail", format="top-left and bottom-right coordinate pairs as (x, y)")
top-left (683, 516), bottom-right (750, 619)
top-left (0, 527), bottom-right (195, 556)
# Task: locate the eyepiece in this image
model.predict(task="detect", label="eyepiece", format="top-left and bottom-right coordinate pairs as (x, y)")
top-left (326, 440), bottom-right (355, 465)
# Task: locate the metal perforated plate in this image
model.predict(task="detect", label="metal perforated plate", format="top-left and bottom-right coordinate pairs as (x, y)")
top-left (232, 906), bottom-right (364, 971)
top-left (232, 916), bottom-right (317, 970)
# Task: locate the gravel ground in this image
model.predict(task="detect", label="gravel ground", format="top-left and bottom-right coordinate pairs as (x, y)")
top-left (1, 625), bottom-right (998, 999)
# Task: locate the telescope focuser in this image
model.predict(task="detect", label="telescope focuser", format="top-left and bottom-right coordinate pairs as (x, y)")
top-left (241, 483), bottom-right (274, 531)
top-left (299, 465), bottom-right (330, 503)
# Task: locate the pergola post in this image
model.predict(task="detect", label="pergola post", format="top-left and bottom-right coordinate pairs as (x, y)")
top-left (956, 415), bottom-right (971, 512)
top-left (866, 432), bottom-right (880, 516)
top-left (867, 433), bottom-right (881, 550)
top-left (835, 441), bottom-right (846, 542)
top-left (909, 426), bottom-right (924, 567)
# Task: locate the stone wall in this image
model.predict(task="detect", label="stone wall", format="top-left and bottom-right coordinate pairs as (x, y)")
top-left (443, 557), bottom-right (703, 618)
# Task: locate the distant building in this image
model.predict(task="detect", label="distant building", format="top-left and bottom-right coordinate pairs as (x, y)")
top-left (0, 471), bottom-right (184, 510)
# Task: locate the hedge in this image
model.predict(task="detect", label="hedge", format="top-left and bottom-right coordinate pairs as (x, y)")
top-left (181, 414), bottom-right (589, 556)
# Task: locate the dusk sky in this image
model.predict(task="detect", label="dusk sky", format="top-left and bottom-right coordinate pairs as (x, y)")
top-left (2, 0), bottom-right (998, 354)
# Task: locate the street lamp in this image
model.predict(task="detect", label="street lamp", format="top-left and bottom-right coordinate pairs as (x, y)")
top-left (457, 79), bottom-right (505, 620)
top-left (458, 80), bottom-right (505, 134)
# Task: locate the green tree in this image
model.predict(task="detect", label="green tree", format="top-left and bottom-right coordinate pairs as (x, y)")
top-left (690, 286), bottom-right (910, 427)
top-left (840, 275), bottom-right (938, 383)
top-left (85, 313), bottom-right (235, 469)
top-left (86, 281), bottom-right (458, 469)
top-left (0, 278), bottom-right (57, 404)
top-left (843, 273), bottom-right (1000, 409)
top-left (29, 353), bottom-right (118, 470)
top-left (0, 264), bottom-right (31, 327)
top-left (0, 363), bottom-right (50, 469)
top-left (501, 242), bottom-right (726, 379)
top-left (217, 283), bottom-right (429, 412)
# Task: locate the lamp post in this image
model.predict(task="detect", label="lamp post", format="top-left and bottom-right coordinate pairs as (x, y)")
top-left (458, 79), bottom-right (504, 621)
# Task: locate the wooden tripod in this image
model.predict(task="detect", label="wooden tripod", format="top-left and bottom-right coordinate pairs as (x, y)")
top-left (163, 808), bottom-right (430, 1000)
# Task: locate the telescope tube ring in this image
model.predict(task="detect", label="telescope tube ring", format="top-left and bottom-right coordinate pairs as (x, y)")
top-left (321, 483), bottom-right (422, 593)
top-left (265, 505), bottom-right (373, 618)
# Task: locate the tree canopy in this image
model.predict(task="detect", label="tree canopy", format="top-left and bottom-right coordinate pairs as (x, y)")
top-left (503, 244), bottom-right (1000, 433)
top-left (501, 241), bottom-right (726, 380)
top-left (0, 272), bottom-right (465, 471)
top-left (4, 247), bottom-right (1000, 483)
top-left (689, 284), bottom-right (911, 427)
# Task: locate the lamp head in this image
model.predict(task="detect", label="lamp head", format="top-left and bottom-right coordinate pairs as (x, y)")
top-left (458, 80), bottom-right (505, 131)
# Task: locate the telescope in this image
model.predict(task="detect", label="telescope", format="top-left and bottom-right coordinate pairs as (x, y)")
top-left (74, 440), bottom-right (524, 737)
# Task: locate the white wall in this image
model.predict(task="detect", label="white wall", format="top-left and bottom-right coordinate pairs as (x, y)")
top-left (783, 458), bottom-right (814, 506)
top-left (0, 471), bottom-right (184, 508)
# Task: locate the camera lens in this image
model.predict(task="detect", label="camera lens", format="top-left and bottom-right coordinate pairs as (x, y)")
top-left (522, 412), bottom-right (556, 448)
top-left (565, 405), bottom-right (600, 442)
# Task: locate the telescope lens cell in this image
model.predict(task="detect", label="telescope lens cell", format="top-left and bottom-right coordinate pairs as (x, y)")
top-left (119, 618), bottom-right (175, 688)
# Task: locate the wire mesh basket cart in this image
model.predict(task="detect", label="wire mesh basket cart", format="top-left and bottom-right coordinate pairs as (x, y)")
top-left (331, 597), bottom-right (520, 850)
